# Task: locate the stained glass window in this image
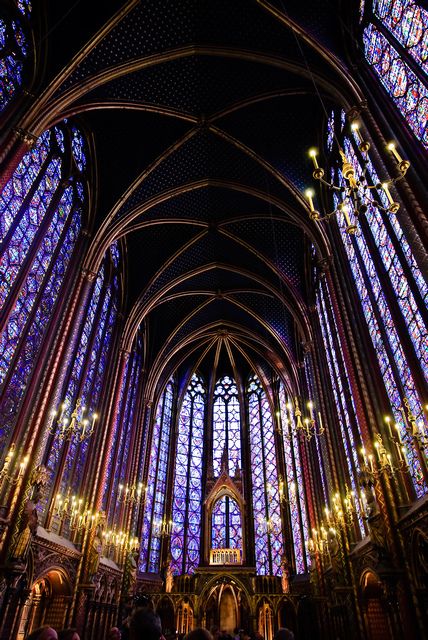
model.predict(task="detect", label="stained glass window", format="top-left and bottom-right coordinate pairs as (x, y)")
top-left (17, 1), bottom-right (32, 19)
top-left (316, 282), bottom-right (365, 535)
top-left (303, 356), bottom-right (330, 504)
top-left (0, 2), bottom-right (32, 112)
top-left (327, 112), bottom-right (427, 497)
top-left (139, 379), bottom-right (174, 573)
top-left (0, 123), bottom-right (85, 451)
top-left (212, 376), bottom-right (242, 476)
top-left (42, 253), bottom-right (120, 519)
top-left (248, 374), bottom-right (284, 576)
top-left (344, 136), bottom-right (428, 375)
top-left (170, 373), bottom-right (205, 576)
top-left (361, 0), bottom-right (428, 149)
top-left (373, 0), bottom-right (428, 73)
top-left (211, 495), bottom-right (242, 550)
top-left (110, 241), bottom-right (120, 268)
top-left (101, 336), bottom-right (145, 528)
top-left (278, 384), bottom-right (309, 573)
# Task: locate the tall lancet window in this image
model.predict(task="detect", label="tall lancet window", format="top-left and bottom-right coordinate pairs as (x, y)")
top-left (139, 379), bottom-right (174, 573)
top-left (103, 328), bottom-right (143, 514)
top-left (247, 374), bottom-right (283, 576)
top-left (211, 495), bottom-right (242, 551)
top-left (170, 373), bottom-right (205, 575)
top-left (278, 383), bottom-right (309, 574)
top-left (43, 243), bottom-right (120, 508)
top-left (212, 375), bottom-right (242, 476)
top-left (0, 123), bottom-right (86, 453)
top-left (0, 0), bottom-right (33, 113)
top-left (327, 111), bottom-right (428, 497)
top-left (360, 1), bottom-right (427, 148)
top-left (316, 280), bottom-right (366, 535)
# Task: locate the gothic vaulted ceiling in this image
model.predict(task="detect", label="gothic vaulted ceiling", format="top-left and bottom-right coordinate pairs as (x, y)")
top-left (29, 0), bottom-right (360, 394)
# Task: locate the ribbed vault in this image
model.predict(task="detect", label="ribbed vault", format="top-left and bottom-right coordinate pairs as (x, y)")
top-left (14, 0), bottom-right (363, 398)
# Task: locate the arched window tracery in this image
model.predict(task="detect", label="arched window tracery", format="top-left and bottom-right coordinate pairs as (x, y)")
top-left (0, 123), bottom-right (87, 452)
top-left (213, 375), bottom-right (242, 476)
top-left (247, 374), bottom-right (283, 576)
top-left (170, 372), bottom-right (205, 576)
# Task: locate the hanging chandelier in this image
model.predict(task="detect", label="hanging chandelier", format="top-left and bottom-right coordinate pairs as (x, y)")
top-left (50, 398), bottom-right (98, 442)
top-left (283, 398), bottom-right (324, 440)
top-left (153, 517), bottom-right (173, 537)
top-left (304, 123), bottom-right (410, 234)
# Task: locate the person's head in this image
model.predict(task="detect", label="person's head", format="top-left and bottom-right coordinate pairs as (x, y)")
top-left (107, 628), bottom-right (121, 640)
top-left (27, 627), bottom-right (58, 640)
top-left (186, 630), bottom-right (213, 640)
top-left (58, 630), bottom-right (80, 640)
top-left (274, 629), bottom-right (294, 640)
top-left (129, 608), bottom-right (163, 640)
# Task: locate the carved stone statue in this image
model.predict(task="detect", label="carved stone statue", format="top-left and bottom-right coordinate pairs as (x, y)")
top-left (327, 529), bottom-right (344, 585)
top-left (161, 553), bottom-right (174, 593)
top-left (220, 445), bottom-right (228, 474)
top-left (280, 555), bottom-right (290, 594)
top-left (9, 465), bottom-right (48, 566)
top-left (9, 492), bottom-right (39, 564)
top-left (234, 459), bottom-right (242, 479)
top-left (126, 550), bottom-right (138, 596)
top-left (165, 562), bottom-right (174, 593)
top-left (87, 522), bottom-right (103, 581)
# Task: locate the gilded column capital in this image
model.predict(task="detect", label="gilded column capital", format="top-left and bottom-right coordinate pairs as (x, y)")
top-left (81, 268), bottom-right (98, 282)
top-left (12, 127), bottom-right (38, 148)
top-left (346, 100), bottom-right (368, 122)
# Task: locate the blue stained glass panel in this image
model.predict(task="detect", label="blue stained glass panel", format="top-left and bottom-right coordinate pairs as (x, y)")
top-left (0, 182), bottom-right (71, 388)
top-left (0, 131), bottom-right (50, 242)
top-left (12, 21), bottom-right (27, 56)
top-left (0, 202), bottom-right (80, 446)
top-left (316, 283), bottom-right (365, 535)
top-left (212, 376), bottom-right (241, 476)
top-left (335, 185), bottom-right (427, 496)
top-left (71, 127), bottom-right (87, 172)
top-left (0, 123), bottom-right (87, 463)
top-left (17, 0), bottom-right (32, 18)
top-left (0, 20), bottom-right (6, 49)
top-left (279, 386), bottom-right (309, 573)
top-left (171, 373), bottom-right (205, 575)
top-left (374, 0), bottom-right (428, 73)
top-left (139, 380), bottom-right (174, 573)
top-left (0, 7), bottom-right (31, 112)
top-left (248, 375), bottom-right (284, 576)
top-left (363, 23), bottom-right (427, 148)
top-left (46, 269), bottom-right (104, 486)
top-left (0, 158), bottom-right (61, 307)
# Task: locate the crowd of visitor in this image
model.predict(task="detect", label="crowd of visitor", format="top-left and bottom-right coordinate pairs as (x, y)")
top-left (25, 599), bottom-right (295, 640)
